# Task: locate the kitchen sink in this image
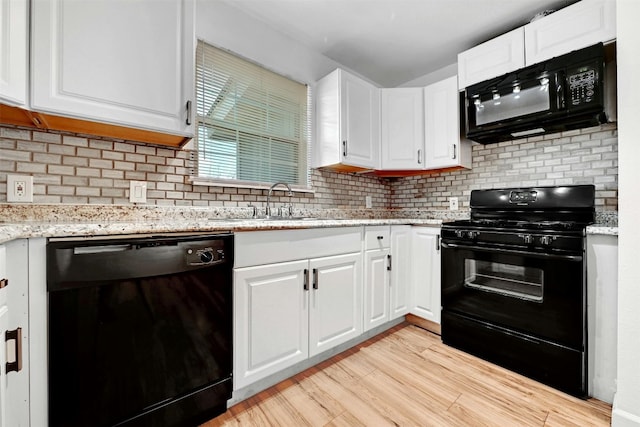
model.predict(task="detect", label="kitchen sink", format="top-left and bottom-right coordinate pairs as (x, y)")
top-left (254, 216), bottom-right (319, 221)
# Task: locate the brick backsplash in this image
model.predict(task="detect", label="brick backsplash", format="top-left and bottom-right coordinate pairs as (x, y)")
top-left (0, 126), bottom-right (390, 210)
top-left (391, 124), bottom-right (618, 211)
top-left (0, 123), bottom-right (617, 212)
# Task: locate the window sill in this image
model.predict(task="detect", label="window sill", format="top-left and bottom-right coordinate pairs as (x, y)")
top-left (189, 177), bottom-right (315, 194)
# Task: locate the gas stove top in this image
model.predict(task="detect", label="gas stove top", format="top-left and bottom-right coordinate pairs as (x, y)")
top-left (441, 185), bottom-right (595, 252)
top-left (443, 219), bottom-right (588, 233)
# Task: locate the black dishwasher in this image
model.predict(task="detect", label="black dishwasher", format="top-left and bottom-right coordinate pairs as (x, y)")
top-left (47, 233), bottom-right (233, 427)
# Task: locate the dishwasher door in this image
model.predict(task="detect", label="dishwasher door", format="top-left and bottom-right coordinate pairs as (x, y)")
top-left (47, 234), bottom-right (233, 427)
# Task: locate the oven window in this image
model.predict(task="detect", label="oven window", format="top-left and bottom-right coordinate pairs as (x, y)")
top-left (464, 259), bottom-right (544, 302)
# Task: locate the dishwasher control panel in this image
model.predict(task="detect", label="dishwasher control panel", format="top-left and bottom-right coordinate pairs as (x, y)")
top-left (185, 246), bottom-right (226, 266)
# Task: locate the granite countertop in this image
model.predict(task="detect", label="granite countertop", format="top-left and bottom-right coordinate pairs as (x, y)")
top-left (0, 218), bottom-right (444, 244)
top-left (0, 204), bottom-right (618, 244)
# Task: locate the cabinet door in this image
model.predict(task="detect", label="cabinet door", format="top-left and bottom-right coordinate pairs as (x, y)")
top-left (364, 248), bottom-right (390, 331)
top-left (390, 226), bottom-right (411, 319)
top-left (0, 304), bottom-right (8, 427)
top-left (4, 239), bottom-right (28, 427)
top-left (457, 27), bottom-right (525, 90)
top-left (424, 76), bottom-right (471, 170)
top-left (0, 0), bottom-right (28, 106)
top-left (308, 253), bottom-right (362, 357)
top-left (380, 88), bottom-right (424, 170)
top-left (410, 228), bottom-right (441, 323)
top-left (341, 70), bottom-right (380, 169)
top-left (525, 0), bottom-right (616, 66)
top-left (234, 260), bottom-right (309, 389)
top-left (31, 0), bottom-right (195, 137)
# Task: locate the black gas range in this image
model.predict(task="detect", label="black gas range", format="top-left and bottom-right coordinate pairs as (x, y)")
top-left (440, 185), bottom-right (595, 397)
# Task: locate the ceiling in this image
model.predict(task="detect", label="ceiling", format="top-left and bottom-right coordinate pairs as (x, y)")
top-left (221, 0), bottom-right (579, 87)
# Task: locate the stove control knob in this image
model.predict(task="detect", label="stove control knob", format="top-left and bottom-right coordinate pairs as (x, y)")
top-left (455, 230), bottom-right (466, 238)
top-left (519, 234), bottom-right (534, 244)
top-left (540, 235), bottom-right (555, 246)
top-left (467, 231), bottom-right (479, 239)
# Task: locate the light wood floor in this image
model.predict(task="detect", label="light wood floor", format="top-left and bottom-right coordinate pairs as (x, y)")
top-left (203, 323), bottom-right (612, 426)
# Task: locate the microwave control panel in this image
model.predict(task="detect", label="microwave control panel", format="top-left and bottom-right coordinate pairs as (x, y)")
top-left (568, 62), bottom-right (599, 107)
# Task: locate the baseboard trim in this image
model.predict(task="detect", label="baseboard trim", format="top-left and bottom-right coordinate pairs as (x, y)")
top-left (612, 393), bottom-right (640, 427)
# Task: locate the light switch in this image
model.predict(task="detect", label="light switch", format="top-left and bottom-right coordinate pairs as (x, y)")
top-left (129, 181), bottom-right (147, 204)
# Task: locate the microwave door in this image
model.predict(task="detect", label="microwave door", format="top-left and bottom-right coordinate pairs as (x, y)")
top-left (474, 83), bottom-right (551, 126)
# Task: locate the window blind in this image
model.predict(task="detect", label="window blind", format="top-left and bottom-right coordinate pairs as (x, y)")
top-left (195, 41), bottom-right (309, 187)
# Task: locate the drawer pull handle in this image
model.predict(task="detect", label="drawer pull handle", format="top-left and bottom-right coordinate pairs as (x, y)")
top-left (6, 327), bottom-right (22, 373)
top-left (377, 236), bottom-right (384, 240)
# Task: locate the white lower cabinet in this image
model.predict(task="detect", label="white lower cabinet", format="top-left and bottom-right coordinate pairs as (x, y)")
top-left (410, 227), bottom-right (441, 324)
top-left (363, 226), bottom-right (412, 331)
top-left (363, 246), bottom-right (390, 331)
top-left (0, 240), bottom-right (29, 427)
top-left (233, 228), bottom-right (362, 390)
top-left (587, 234), bottom-right (618, 404)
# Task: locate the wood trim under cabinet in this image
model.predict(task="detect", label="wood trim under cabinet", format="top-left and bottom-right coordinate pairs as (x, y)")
top-left (372, 165), bottom-right (467, 177)
top-left (0, 104), bottom-right (191, 148)
top-left (405, 313), bottom-right (441, 335)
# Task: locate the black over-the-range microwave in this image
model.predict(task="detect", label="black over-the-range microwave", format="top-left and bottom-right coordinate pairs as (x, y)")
top-left (463, 42), bottom-right (616, 144)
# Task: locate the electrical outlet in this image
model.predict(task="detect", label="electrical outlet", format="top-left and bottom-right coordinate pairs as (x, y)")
top-left (365, 195), bottom-right (372, 209)
top-left (7, 175), bottom-right (33, 203)
top-left (449, 197), bottom-right (459, 211)
top-left (129, 181), bottom-right (147, 204)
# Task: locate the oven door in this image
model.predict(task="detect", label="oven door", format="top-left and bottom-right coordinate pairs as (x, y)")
top-left (441, 241), bottom-right (585, 350)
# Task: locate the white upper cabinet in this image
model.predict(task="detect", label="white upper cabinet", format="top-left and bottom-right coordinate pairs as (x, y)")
top-left (424, 76), bottom-right (471, 170)
top-left (458, 0), bottom-right (616, 90)
top-left (0, 0), bottom-right (28, 107)
top-left (314, 68), bottom-right (380, 170)
top-left (30, 0), bottom-right (195, 137)
top-left (380, 88), bottom-right (425, 170)
top-left (457, 28), bottom-right (525, 90)
top-left (524, 0), bottom-right (616, 65)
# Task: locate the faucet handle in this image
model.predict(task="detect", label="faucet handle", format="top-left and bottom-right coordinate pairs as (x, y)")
top-left (247, 202), bottom-right (258, 218)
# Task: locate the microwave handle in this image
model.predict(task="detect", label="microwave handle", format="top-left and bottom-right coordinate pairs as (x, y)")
top-left (556, 70), bottom-right (566, 110)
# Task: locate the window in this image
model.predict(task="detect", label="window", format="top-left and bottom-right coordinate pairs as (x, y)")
top-left (195, 41), bottom-right (310, 188)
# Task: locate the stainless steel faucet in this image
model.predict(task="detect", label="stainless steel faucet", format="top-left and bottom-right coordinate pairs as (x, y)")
top-left (265, 182), bottom-right (293, 218)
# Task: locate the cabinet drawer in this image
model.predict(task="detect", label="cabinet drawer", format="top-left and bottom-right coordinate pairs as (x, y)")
top-left (0, 245), bottom-right (6, 313)
top-left (365, 226), bottom-right (391, 250)
top-left (235, 227), bottom-right (363, 268)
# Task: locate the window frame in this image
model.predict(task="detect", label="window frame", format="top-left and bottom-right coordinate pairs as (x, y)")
top-left (191, 40), bottom-right (313, 192)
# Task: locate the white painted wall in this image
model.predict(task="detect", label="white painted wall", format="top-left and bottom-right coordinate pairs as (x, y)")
top-left (614, 0), bottom-right (640, 426)
top-left (195, 1), bottom-right (377, 86)
top-left (397, 63), bottom-right (457, 88)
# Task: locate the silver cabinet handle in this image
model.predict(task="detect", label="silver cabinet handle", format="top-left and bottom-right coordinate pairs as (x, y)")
top-left (342, 140), bottom-right (348, 157)
top-left (303, 269), bottom-right (309, 291)
top-left (387, 254), bottom-right (392, 271)
top-left (0, 278), bottom-right (7, 289)
top-left (417, 149), bottom-right (422, 164)
top-left (451, 144), bottom-right (457, 160)
top-left (436, 235), bottom-right (441, 251)
top-left (312, 268), bottom-right (319, 289)
top-left (186, 100), bottom-right (192, 126)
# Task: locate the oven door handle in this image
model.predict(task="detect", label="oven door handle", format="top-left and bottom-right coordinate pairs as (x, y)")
top-left (440, 242), bottom-right (583, 262)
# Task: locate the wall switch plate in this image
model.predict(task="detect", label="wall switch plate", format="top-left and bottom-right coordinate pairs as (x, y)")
top-left (449, 197), bottom-right (459, 211)
top-left (129, 181), bottom-right (147, 204)
top-left (6, 175), bottom-right (33, 203)
top-left (365, 195), bottom-right (372, 209)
